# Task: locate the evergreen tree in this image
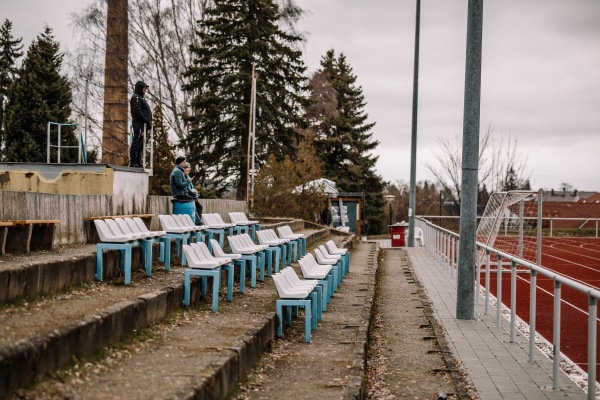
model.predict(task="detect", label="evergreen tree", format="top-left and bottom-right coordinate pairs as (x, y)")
top-left (0, 19), bottom-right (23, 160)
top-left (307, 50), bottom-right (386, 234)
top-left (182, 0), bottom-right (308, 200)
top-left (501, 166), bottom-right (531, 191)
top-left (149, 105), bottom-right (175, 195)
top-left (4, 27), bottom-right (76, 163)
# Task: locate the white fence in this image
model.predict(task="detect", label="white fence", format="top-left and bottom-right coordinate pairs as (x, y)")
top-left (0, 191), bottom-right (246, 245)
top-left (416, 216), bottom-right (600, 399)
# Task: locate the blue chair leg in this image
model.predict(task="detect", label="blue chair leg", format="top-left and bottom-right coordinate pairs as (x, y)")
top-left (286, 305), bottom-right (292, 325)
top-left (241, 255), bottom-right (257, 288)
top-left (183, 270), bottom-right (192, 306)
top-left (123, 247), bottom-right (132, 285)
top-left (96, 247), bottom-right (104, 281)
top-left (235, 259), bottom-right (246, 293)
top-left (312, 286), bottom-right (323, 320)
top-left (201, 276), bottom-right (207, 297)
top-left (257, 252), bottom-right (265, 281)
top-left (279, 245), bottom-right (287, 267)
top-left (273, 247), bottom-right (281, 273)
top-left (290, 241), bottom-right (298, 262)
top-left (211, 270), bottom-right (221, 312)
top-left (223, 263), bottom-right (234, 301)
top-left (264, 248), bottom-right (274, 276)
top-left (276, 301), bottom-right (284, 337)
top-left (309, 292), bottom-right (318, 329)
top-left (205, 231), bottom-right (215, 251)
top-left (303, 300), bottom-right (312, 342)
top-left (159, 237), bottom-right (171, 271)
top-left (317, 280), bottom-right (328, 311)
top-left (141, 239), bottom-right (153, 276)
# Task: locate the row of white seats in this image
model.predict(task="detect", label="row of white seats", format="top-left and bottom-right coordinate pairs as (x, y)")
top-left (181, 224), bottom-right (308, 313)
top-left (94, 217), bottom-right (171, 285)
top-left (272, 239), bottom-right (350, 342)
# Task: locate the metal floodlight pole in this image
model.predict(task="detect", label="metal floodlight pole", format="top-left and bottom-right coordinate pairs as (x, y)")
top-left (408, 0), bottom-right (421, 248)
top-left (537, 188), bottom-right (543, 266)
top-left (456, 0), bottom-right (484, 320)
top-left (84, 72), bottom-right (90, 159)
top-left (251, 74), bottom-right (257, 207)
top-left (246, 63), bottom-right (255, 207)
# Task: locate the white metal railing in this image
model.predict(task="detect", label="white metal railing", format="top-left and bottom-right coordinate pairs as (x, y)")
top-left (47, 122), bottom-right (85, 163)
top-left (419, 215), bottom-right (600, 238)
top-left (416, 216), bottom-right (600, 399)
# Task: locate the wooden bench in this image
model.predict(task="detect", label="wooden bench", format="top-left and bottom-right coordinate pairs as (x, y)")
top-left (87, 214), bottom-right (155, 243)
top-left (0, 220), bottom-right (61, 255)
top-left (87, 213), bottom-right (155, 221)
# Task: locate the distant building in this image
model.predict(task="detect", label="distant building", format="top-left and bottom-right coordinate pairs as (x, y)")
top-left (540, 189), bottom-right (597, 203)
top-left (580, 192), bottom-right (600, 204)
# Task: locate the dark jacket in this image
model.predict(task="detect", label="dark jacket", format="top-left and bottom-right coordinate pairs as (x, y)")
top-left (170, 165), bottom-right (190, 197)
top-left (130, 81), bottom-right (152, 130)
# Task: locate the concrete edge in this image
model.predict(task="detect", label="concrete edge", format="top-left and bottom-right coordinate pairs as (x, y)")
top-left (342, 241), bottom-right (379, 400)
top-left (0, 281), bottom-right (191, 396)
top-left (0, 223), bottom-right (337, 305)
top-left (0, 246), bottom-right (151, 303)
top-left (186, 315), bottom-right (277, 400)
top-left (0, 227), bottom-right (340, 398)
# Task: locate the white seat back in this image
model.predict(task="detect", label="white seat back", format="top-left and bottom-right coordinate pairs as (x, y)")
top-left (314, 248), bottom-right (336, 265)
top-left (210, 239), bottom-right (242, 260)
top-left (318, 245), bottom-right (340, 260)
top-left (94, 219), bottom-right (132, 243)
top-left (115, 218), bottom-right (147, 239)
top-left (326, 240), bottom-right (347, 255)
top-left (159, 215), bottom-right (186, 233)
top-left (182, 244), bottom-right (221, 269)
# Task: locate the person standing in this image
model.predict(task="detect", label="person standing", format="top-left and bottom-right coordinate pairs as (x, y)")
top-left (184, 163), bottom-right (203, 223)
top-left (129, 80), bottom-right (152, 167)
top-left (170, 156), bottom-right (191, 197)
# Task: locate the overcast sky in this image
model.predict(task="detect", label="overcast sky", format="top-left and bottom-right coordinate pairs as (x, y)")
top-left (3, 0), bottom-right (600, 191)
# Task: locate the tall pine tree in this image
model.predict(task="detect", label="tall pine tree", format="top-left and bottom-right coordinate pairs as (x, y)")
top-left (149, 105), bottom-right (176, 195)
top-left (182, 0), bottom-right (307, 200)
top-left (0, 19), bottom-right (23, 160)
top-left (307, 50), bottom-right (386, 234)
top-left (4, 27), bottom-right (76, 163)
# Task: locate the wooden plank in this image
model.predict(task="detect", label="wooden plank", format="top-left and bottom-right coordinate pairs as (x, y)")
top-left (11, 220), bottom-right (61, 225)
top-left (0, 221), bottom-right (14, 227)
top-left (86, 214), bottom-right (154, 221)
top-left (0, 226), bottom-right (8, 255)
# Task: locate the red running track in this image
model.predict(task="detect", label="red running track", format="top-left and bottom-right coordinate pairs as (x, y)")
top-left (479, 237), bottom-right (600, 381)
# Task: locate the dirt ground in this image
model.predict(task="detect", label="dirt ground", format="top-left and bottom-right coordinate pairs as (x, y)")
top-left (230, 246), bottom-right (476, 400)
top-left (3, 242), bottom-right (477, 400)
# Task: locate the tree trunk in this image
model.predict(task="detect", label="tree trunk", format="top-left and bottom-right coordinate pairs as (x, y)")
top-left (101, 0), bottom-right (129, 165)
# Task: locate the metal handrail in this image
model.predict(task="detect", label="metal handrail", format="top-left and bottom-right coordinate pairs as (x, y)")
top-left (416, 216), bottom-right (599, 399)
top-left (47, 122), bottom-right (83, 163)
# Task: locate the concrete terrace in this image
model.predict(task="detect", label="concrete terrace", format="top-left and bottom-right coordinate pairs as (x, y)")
top-left (0, 228), bottom-right (592, 399)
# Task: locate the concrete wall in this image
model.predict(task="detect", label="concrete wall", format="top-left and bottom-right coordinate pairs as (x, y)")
top-left (0, 163), bottom-right (151, 196)
top-left (0, 191), bottom-right (247, 245)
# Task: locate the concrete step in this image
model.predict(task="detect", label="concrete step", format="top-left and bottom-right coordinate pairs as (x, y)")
top-left (0, 226), bottom-right (342, 398)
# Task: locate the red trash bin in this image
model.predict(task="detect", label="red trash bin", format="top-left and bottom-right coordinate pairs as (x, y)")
top-left (390, 223), bottom-right (408, 247)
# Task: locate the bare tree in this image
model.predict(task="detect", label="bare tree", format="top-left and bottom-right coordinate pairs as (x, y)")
top-left (425, 126), bottom-right (530, 206)
top-left (67, 0), bottom-right (300, 161)
top-left (68, 0), bottom-right (212, 158)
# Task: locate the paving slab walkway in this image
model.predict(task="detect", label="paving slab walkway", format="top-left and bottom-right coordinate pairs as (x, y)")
top-left (406, 245), bottom-right (588, 400)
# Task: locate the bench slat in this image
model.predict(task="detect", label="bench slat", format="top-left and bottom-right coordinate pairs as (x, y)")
top-left (10, 220), bottom-right (61, 225)
top-left (87, 214), bottom-right (154, 221)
